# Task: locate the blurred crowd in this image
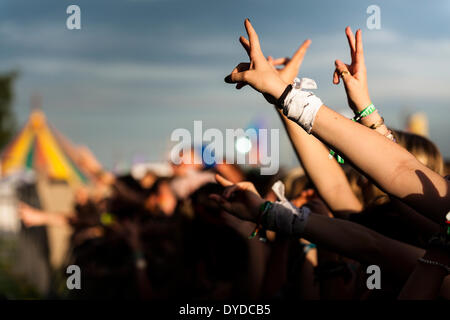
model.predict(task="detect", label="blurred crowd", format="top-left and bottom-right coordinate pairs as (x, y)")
top-left (17, 135), bottom-right (450, 299)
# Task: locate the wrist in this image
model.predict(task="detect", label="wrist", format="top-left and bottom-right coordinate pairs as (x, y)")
top-left (270, 79), bottom-right (289, 101)
top-left (354, 97), bottom-right (372, 113)
top-left (257, 200), bottom-right (270, 221)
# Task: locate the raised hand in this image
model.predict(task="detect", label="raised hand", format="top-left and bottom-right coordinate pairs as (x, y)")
top-left (333, 27), bottom-right (371, 112)
top-left (224, 19), bottom-right (288, 103)
top-left (268, 40), bottom-right (312, 84)
top-left (209, 174), bottom-right (265, 223)
top-left (239, 37), bottom-right (311, 86)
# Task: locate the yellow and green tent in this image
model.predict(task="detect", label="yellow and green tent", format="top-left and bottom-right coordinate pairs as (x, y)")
top-left (0, 110), bottom-right (88, 185)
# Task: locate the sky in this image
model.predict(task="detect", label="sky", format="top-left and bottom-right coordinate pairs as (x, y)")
top-left (0, 0), bottom-right (449, 170)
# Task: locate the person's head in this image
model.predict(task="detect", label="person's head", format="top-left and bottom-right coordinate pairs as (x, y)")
top-left (144, 178), bottom-right (177, 217)
top-left (444, 160), bottom-right (450, 176)
top-left (394, 130), bottom-right (444, 175)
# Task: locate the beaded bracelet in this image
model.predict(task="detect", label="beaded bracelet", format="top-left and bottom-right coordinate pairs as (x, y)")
top-left (418, 257), bottom-right (450, 274)
top-left (366, 117), bottom-right (397, 142)
top-left (369, 117), bottom-right (385, 129)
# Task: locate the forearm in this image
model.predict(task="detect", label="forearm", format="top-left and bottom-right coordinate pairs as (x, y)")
top-left (311, 105), bottom-right (449, 221)
top-left (242, 224), bottom-right (267, 299)
top-left (398, 263), bottom-right (447, 300)
top-left (261, 239), bottom-right (289, 299)
top-left (46, 214), bottom-right (71, 226)
top-left (130, 241), bottom-right (154, 299)
top-left (302, 214), bottom-right (424, 280)
top-left (439, 276), bottom-right (450, 299)
top-left (277, 108), bottom-right (362, 214)
top-left (391, 199), bottom-right (440, 241)
top-left (25, 209), bottom-right (72, 227)
top-left (261, 203), bottom-right (423, 280)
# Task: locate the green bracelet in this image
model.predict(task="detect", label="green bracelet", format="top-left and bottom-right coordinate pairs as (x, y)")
top-left (329, 149), bottom-right (345, 164)
top-left (353, 103), bottom-right (376, 122)
top-left (249, 201), bottom-right (272, 240)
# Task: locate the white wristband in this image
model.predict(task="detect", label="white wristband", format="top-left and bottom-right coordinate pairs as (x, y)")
top-left (282, 78), bottom-right (323, 133)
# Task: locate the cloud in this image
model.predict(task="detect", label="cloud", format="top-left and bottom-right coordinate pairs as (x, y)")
top-left (1, 1), bottom-right (449, 166)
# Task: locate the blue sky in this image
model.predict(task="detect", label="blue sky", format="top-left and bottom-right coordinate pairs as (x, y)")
top-left (1, 0), bottom-right (449, 169)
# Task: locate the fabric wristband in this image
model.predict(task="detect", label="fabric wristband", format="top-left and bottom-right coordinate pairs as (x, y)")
top-left (282, 78), bottom-right (323, 133)
top-left (262, 202), bottom-right (311, 237)
top-left (353, 103), bottom-right (376, 122)
top-left (303, 243), bottom-right (317, 254)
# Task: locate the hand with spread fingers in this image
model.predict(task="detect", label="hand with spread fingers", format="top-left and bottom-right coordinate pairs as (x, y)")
top-left (209, 174), bottom-right (265, 223)
top-left (238, 36), bottom-right (312, 88)
top-left (333, 27), bottom-right (371, 113)
top-left (224, 19), bottom-right (288, 104)
top-left (267, 40), bottom-right (311, 85)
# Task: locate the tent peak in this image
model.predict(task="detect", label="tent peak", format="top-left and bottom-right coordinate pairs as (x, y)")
top-left (29, 110), bottom-right (46, 130)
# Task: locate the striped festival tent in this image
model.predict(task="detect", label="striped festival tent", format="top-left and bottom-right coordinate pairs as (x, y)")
top-left (0, 110), bottom-right (88, 185)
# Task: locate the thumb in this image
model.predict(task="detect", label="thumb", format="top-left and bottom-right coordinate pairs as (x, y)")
top-left (334, 60), bottom-right (353, 85)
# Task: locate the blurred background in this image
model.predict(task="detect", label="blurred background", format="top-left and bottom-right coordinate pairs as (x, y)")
top-left (0, 0), bottom-right (448, 299)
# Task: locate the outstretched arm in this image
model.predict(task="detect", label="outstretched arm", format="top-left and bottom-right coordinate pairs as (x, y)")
top-left (239, 34), bottom-right (361, 214)
top-left (19, 203), bottom-right (73, 227)
top-left (332, 27), bottom-right (393, 139)
top-left (277, 111), bottom-right (362, 215)
top-left (311, 107), bottom-right (449, 221)
top-left (211, 175), bottom-right (424, 281)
